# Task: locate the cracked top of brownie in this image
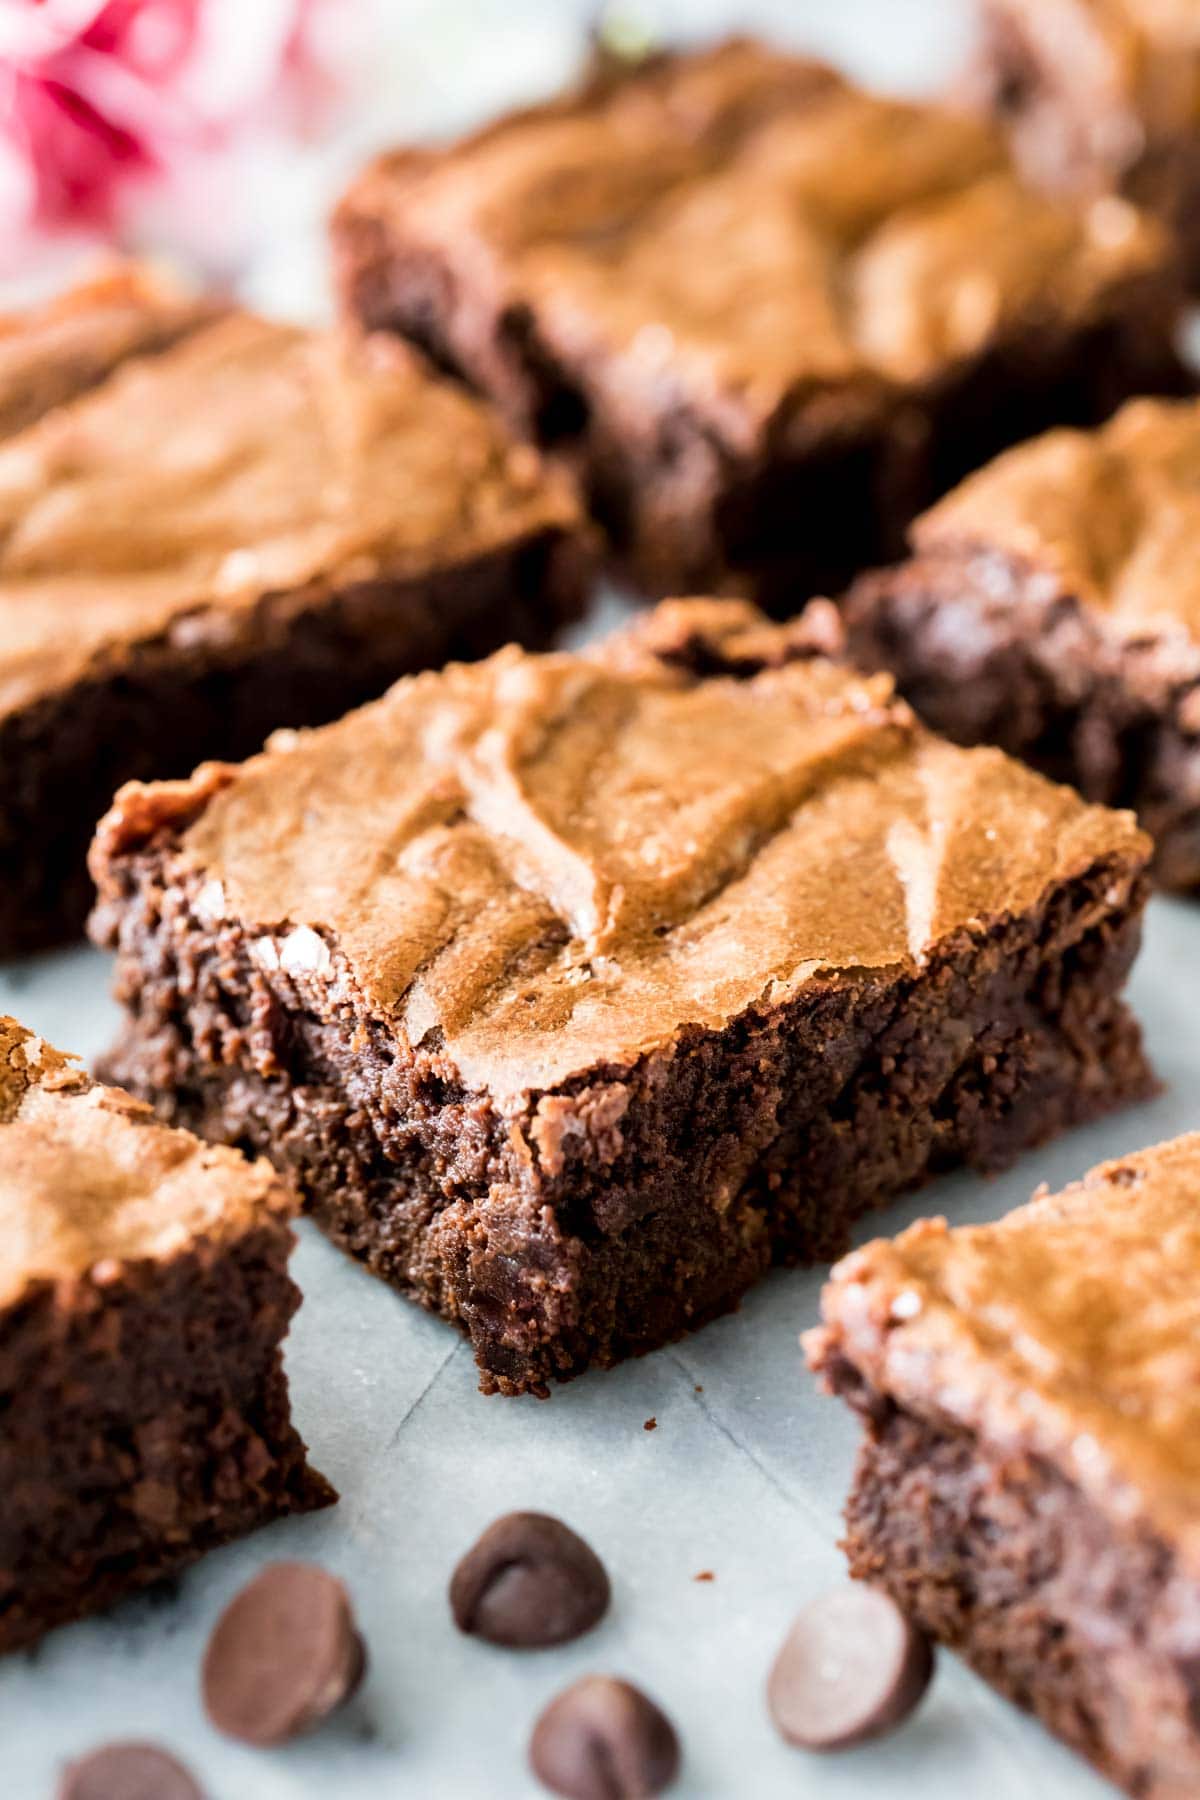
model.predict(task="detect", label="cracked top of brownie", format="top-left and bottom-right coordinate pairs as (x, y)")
top-left (0, 1015), bottom-right (289, 1305)
top-left (92, 599), bottom-right (1148, 1101)
top-left (809, 1132), bottom-right (1200, 1566)
top-left (341, 37), bottom-right (1169, 427)
top-left (0, 261), bottom-right (219, 444)
top-left (909, 396), bottom-right (1200, 639)
top-left (0, 310), bottom-right (582, 721)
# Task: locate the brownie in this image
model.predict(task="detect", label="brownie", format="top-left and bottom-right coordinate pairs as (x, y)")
top-left (974, 0), bottom-right (1200, 289)
top-left (808, 1133), bottom-right (1200, 1799)
top-left (0, 308), bottom-right (586, 956)
top-left (88, 597), bottom-right (1154, 1397)
top-left (0, 1014), bottom-right (332, 1655)
top-left (0, 261), bottom-right (219, 442)
top-left (333, 37), bottom-right (1189, 611)
top-left (841, 396), bottom-right (1200, 892)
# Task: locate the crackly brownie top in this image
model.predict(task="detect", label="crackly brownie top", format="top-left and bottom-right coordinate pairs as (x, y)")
top-left (0, 261), bottom-right (218, 443)
top-left (94, 599), bottom-right (1148, 1103)
top-left (0, 310), bottom-right (581, 720)
top-left (345, 37), bottom-right (1168, 428)
top-left (0, 1016), bottom-right (288, 1307)
top-left (911, 396), bottom-right (1200, 641)
top-left (811, 1132), bottom-right (1200, 1569)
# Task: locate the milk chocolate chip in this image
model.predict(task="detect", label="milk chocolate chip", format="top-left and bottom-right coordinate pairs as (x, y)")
top-left (202, 1561), bottom-right (366, 1746)
top-left (767, 1584), bottom-right (934, 1751)
top-left (58, 1742), bottom-right (204, 1800)
top-left (530, 1675), bottom-right (680, 1799)
top-left (450, 1512), bottom-right (610, 1648)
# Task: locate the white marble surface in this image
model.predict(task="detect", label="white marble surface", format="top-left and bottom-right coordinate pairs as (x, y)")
top-left (2, 2), bottom-right (1197, 1796)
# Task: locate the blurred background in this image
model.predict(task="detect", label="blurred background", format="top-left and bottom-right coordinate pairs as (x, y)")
top-left (0, 0), bottom-right (975, 316)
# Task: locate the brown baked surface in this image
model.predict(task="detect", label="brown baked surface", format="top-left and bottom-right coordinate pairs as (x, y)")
top-left (811, 1133), bottom-right (1200, 1565)
top-left (0, 1014), bottom-right (332, 1656)
top-left (90, 599), bottom-right (1153, 1393)
top-left (911, 397), bottom-right (1200, 639)
top-left (0, 304), bottom-right (586, 956)
top-left (335, 36), bottom-right (1186, 602)
top-left (809, 1135), bottom-right (1200, 1797)
top-left (342, 39), bottom-right (1161, 399)
top-left (0, 1014), bottom-right (285, 1304)
top-left (839, 396), bottom-right (1200, 891)
top-left (93, 602), bottom-right (1146, 1101)
top-left (0, 310), bottom-right (582, 723)
top-left (0, 261), bottom-right (218, 443)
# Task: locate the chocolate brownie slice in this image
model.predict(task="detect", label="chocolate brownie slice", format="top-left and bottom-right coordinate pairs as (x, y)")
top-left (842, 396), bottom-right (1200, 891)
top-left (808, 1133), bottom-right (1200, 1800)
top-left (0, 308), bottom-right (586, 956)
top-left (0, 261), bottom-right (219, 442)
top-left (89, 598), bottom-right (1153, 1396)
top-left (975, 0), bottom-right (1200, 289)
top-left (0, 1016), bottom-right (332, 1655)
top-left (334, 37), bottom-right (1188, 610)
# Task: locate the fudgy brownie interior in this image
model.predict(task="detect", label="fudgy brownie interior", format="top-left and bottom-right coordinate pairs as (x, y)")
top-left (0, 1017), bottom-right (332, 1653)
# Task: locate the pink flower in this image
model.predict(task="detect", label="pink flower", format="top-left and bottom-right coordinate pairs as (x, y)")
top-left (0, 0), bottom-right (342, 233)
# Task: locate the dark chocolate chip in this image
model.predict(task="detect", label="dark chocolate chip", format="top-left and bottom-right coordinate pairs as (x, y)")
top-left (202, 1560), bottom-right (367, 1746)
top-left (450, 1512), bottom-right (610, 1649)
top-left (58, 1741), bottom-right (204, 1800)
top-left (767, 1584), bottom-right (934, 1751)
top-left (529, 1675), bottom-right (680, 1800)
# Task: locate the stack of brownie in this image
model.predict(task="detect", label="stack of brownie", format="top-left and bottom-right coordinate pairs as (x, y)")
top-left (3, 24), bottom-right (1200, 1800)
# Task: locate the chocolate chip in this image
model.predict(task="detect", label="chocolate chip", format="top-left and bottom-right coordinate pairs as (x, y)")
top-left (202, 1561), bottom-right (366, 1746)
top-left (58, 1742), bottom-right (204, 1800)
top-left (450, 1512), bottom-right (610, 1648)
top-left (529, 1675), bottom-right (680, 1799)
top-left (767, 1584), bottom-right (934, 1751)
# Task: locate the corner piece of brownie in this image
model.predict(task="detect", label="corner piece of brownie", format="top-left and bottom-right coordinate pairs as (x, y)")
top-left (88, 598), bottom-right (1154, 1397)
top-left (334, 36), bottom-right (1189, 609)
top-left (808, 1132), bottom-right (1200, 1800)
top-left (0, 1015), bottom-right (332, 1655)
top-left (974, 0), bottom-right (1200, 290)
top-left (0, 307), bottom-right (587, 956)
top-left (841, 395), bottom-right (1200, 891)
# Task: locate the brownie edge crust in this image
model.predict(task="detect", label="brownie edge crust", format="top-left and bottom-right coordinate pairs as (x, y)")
top-left (807, 1135), bottom-right (1200, 1799)
top-left (0, 1018), bottom-right (333, 1654)
top-left (89, 603), bottom-right (1155, 1396)
top-left (841, 398), bottom-right (1200, 893)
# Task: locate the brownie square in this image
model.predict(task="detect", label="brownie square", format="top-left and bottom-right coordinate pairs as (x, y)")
top-left (975, 0), bottom-right (1200, 289)
top-left (0, 262), bottom-right (219, 442)
top-left (89, 598), bottom-right (1153, 1397)
top-left (0, 308), bottom-right (586, 956)
top-left (841, 396), bottom-right (1200, 892)
top-left (0, 1015), bottom-right (331, 1655)
top-left (808, 1133), bottom-right (1200, 1799)
top-left (334, 37), bottom-right (1188, 611)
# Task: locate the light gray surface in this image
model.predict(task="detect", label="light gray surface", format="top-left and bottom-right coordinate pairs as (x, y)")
top-left (2, 1), bottom-right (1196, 1795)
